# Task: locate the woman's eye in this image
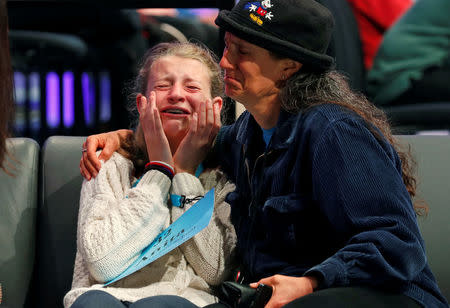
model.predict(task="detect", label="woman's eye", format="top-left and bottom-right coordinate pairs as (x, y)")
top-left (187, 85), bottom-right (200, 90)
top-left (238, 49), bottom-right (248, 55)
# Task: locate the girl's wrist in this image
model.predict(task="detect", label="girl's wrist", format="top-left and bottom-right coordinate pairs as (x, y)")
top-left (174, 166), bottom-right (196, 175)
top-left (145, 161), bottom-right (175, 180)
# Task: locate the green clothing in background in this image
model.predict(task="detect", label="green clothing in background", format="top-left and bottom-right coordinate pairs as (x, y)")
top-left (367, 0), bottom-right (450, 105)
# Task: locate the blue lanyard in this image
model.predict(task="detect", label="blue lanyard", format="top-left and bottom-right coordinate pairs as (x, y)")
top-left (105, 188), bottom-right (215, 286)
top-left (170, 164), bottom-right (203, 208)
top-left (131, 178), bottom-right (141, 188)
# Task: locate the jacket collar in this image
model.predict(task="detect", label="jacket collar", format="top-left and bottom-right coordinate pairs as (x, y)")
top-left (236, 109), bottom-right (300, 150)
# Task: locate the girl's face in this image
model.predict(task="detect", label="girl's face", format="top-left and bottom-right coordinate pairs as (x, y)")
top-left (146, 55), bottom-right (213, 143)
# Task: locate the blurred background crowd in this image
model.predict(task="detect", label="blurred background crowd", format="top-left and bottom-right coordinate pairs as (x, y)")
top-left (6, 0), bottom-right (450, 144)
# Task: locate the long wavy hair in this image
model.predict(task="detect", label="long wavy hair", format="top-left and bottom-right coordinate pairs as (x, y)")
top-left (279, 67), bottom-right (425, 215)
top-left (0, 0), bottom-right (14, 172)
top-left (118, 42), bottom-right (224, 177)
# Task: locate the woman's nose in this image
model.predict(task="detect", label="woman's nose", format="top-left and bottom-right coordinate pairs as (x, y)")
top-left (220, 48), bottom-right (234, 70)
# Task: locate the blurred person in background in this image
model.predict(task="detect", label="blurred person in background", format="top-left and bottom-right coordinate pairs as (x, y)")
top-left (346, 0), bottom-right (413, 70)
top-left (138, 9), bottom-right (221, 57)
top-left (367, 0), bottom-right (450, 106)
top-left (0, 0), bottom-right (14, 170)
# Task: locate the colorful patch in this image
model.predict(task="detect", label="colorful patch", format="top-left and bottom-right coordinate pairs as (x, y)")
top-left (244, 0), bottom-right (274, 26)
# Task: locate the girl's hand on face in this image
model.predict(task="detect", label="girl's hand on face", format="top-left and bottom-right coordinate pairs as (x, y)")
top-left (173, 99), bottom-right (221, 174)
top-left (249, 274), bottom-right (317, 308)
top-left (138, 92), bottom-right (173, 165)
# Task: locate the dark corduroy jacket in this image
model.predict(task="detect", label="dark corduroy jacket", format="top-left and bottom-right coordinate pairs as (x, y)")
top-left (215, 104), bottom-right (447, 307)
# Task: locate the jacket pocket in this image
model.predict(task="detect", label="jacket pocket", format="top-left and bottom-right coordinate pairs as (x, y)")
top-left (263, 193), bottom-right (310, 213)
top-left (261, 193), bottom-right (311, 251)
top-left (226, 189), bottom-right (249, 227)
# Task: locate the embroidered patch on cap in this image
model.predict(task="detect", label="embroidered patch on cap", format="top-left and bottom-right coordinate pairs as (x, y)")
top-left (244, 0), bottom-right (274, 26)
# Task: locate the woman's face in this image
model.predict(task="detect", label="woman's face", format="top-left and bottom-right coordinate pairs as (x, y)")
top-left (146, 55), bottom-right (213, 142)
top-left (220, 32), bottom-right (286, 106)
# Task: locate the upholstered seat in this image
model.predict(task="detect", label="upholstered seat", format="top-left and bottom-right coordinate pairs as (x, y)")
top-left (35, 136), bottom-right (85, 308)
top-left (1, 135), bottom-right (449, 307)
top-left (0, 138), bottom-right (39, 307)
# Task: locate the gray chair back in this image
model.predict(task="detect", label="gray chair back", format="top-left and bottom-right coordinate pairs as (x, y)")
top-left (397, 135), bottom-right (450, 301)
top-left (14, 135), bottom-right (448, 306)
top-left (0, 138), bottom-right (39, 307)
top-left (35, 136), bottom-right (85, 308)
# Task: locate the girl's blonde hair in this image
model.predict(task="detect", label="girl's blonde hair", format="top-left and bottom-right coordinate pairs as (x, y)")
top-left (120, 42), bottom-right (224, 176)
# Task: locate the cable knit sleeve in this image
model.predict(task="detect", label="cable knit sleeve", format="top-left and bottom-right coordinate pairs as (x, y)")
top-left (77, 152), bottom-right (171, 283)
top-left (170, 169), bottom-right (237, 286)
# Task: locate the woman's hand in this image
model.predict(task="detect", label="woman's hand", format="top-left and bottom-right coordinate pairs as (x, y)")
top-left (250, 274), bottom-right (318, 308)
top-left (138, 92), bottom-right (173, 165)
top-left (173, 99), bottom-right (221, 174)
top-left (80, 129), bottom-right (133, 180)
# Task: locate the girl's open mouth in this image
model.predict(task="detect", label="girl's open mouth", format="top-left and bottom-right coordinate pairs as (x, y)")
top-left (160, 107), bottom-right (191, 116)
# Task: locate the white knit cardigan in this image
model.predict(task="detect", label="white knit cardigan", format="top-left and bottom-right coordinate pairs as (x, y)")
top-left (64, 152), bottom-right (237, 307)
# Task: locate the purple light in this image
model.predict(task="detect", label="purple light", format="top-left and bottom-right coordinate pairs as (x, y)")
top-left (46, 72), bottom-right (60, 129)
top-left (82, 72), bottom-right (95, 127)
top-left (13, 71), bottom-right (27, 133)
top-left (14, 71), bottom-right (26, 103)
top-left (63, 71), bottom-right (75, 128)
top-left (185, 8), bottom-right (218, 17)
top-left (99, 71), bottom-right (111, 123)
top-left (28, 72), bottom-right (41, 132)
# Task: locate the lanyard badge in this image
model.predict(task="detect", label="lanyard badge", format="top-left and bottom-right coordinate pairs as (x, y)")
top-left (104, 188), bottom-right (215, 286)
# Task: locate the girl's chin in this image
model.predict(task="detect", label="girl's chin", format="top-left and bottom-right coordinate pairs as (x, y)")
top-left (162, 121), bottom-right (189, 138)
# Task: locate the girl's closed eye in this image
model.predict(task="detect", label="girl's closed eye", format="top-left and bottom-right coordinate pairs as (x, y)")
top-left (155, 83), bottom-right (170, 90)
top-left (186, 83), bottom-right (201, 91)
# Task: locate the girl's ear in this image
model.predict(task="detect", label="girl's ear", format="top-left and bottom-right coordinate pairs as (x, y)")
top-left (212, 97), bottom-right (223, 112)
top-left (136, 94), bottom-right (143, 114)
